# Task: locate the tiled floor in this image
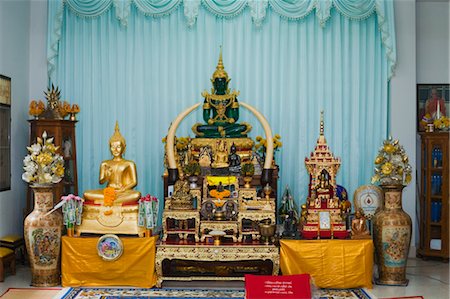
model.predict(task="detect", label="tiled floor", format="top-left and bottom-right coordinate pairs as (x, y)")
top-left (0, 258), bottom-right (448, 298)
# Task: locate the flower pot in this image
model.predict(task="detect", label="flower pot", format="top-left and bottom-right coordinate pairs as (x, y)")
top-left (373, 185), bottom-right (411, 286)
top-left (24, 186), bottom-right (62, 286)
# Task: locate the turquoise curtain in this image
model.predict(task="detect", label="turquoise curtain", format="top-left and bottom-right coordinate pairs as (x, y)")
top-left (48, 0), bottom-right (393, 214)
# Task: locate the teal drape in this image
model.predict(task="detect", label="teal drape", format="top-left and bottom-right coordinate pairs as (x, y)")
top-left (48, 1), bottom-right (393, 215)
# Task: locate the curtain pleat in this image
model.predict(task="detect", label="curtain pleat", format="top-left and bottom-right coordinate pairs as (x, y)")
top-left (54, 6), bottom-right (388, 218)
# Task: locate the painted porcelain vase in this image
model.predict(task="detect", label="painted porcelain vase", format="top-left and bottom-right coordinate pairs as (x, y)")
top-left (373, 185), bottom-right (412, 286)
top-left (24, 186), bottom-right (62, 286)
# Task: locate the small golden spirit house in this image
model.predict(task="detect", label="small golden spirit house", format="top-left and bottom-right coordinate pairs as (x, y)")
top-left (301, 112), bottom-right (348, 239)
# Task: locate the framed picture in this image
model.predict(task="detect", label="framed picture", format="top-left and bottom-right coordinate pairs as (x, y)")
top-left (319, 211), bottom-right (331, 230)
top-left (417, 84), bottom-right (449, 131)
top-left (0, 75), bottom-right (11, 105)
top-left (353, 185), bottom-right (383, 220)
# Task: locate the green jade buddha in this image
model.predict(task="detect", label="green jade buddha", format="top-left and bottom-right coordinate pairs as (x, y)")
top-left (192, 50), bottom-right (251, 138)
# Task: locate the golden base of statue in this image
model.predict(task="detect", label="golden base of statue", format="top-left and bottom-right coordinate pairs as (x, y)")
top-left (75, 204), bottom-right (146, 237)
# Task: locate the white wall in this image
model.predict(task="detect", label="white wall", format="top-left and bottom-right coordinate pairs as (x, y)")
top-left (416, 1), bottom-right (450, 83)
top-left (29, 0), bottom-right (48, 99)
top-left (390, 0), bottom-right (417, 249)
top-left (0, 0), bottom-right (31, 236)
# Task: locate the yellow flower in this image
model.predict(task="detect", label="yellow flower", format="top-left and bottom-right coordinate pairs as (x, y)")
top-left (274, 134), bottom-right (281, 139)
top-left (53, 165), bottom-right (64, 177)
top-left (36, 153), bottom-right (52, 166)
top-left (256, 136), bottom-right (262, 141)
top-left (45, 144), bottom-right (57, 154)
top-left (381, 162), bottom-right (393, 175)
top-left (374, 156), bottom-right (384, 164)
top-left (405, 174), bottom-right (412, 184)
top-left (383, 144), bottom-right (395, 154)
top-left (161, 137), bottom-right (167, 143)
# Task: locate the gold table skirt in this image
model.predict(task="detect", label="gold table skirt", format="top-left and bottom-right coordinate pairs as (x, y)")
top-left (280, 239), bottom-right (373, 289)
top-left (61, 236), bottom-right (157, 287)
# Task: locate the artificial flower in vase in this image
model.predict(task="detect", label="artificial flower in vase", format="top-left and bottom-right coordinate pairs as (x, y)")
top-left (138, 194), bottom-right (159, 237)
top-left (183, 161), bottom-right (201, 188)
top-left (22, 131), bottom-right (64, 286)
top-left (241, 162), bottom-right (254, 188)
top-left (371, 137), bottom-right (412, 286)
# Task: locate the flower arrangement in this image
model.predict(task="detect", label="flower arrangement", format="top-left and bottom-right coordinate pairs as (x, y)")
top-left (60, 194), bottom-right (83, 236)
top-left (183, 161), bottom-right (201, 176)
top-left (434, 116), bottom-right (450, 130)
top-left (28, 100), bottom-right (45, 118)
top-left (138, 194), bottom-right (159, 230)
top-left (22, 131), bottom-right (64, 186)
top-left (255, 134), bottom-right (282, 160)
top-left (59, 101), bottom-right (72, 118)
top-left (241, 162), bottom-right (255, 177)
top-left (371, 137), bottom-right (412, 186)
top-left (70, 104), bottom-right (80, 115)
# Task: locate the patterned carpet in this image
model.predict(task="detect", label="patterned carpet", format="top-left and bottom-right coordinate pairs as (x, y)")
top-left (60, 287), bottom-right (375, 299)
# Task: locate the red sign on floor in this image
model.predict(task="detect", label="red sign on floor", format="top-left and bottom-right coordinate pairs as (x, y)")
top-left (245, 274), bottom-right (311, 299)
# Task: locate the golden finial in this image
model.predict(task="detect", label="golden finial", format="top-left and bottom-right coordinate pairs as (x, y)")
top-left (109, 121), bottom-right (126, 146)
top-left (320, 110), bottom-right (324, 136)
top-left (211, 46), bottom-right (229, 81)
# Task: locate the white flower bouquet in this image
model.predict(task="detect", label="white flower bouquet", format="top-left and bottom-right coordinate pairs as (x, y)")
top-left (22, 131), bottom-right (64, 185)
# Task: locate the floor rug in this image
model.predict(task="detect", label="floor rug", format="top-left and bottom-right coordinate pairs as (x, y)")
top-left (60, 287), bottom-right (375, 299)
top-left (0, 287), bottom-right (62, 299)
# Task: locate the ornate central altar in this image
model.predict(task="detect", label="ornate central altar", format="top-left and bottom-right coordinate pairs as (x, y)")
top-left (156, 50), bottom-right (279, 282)
top-left (300, 112), bottom-right (348, 239)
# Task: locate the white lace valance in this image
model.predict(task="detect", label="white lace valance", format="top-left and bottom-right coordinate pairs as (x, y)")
top-left (48, 0), bottom-right (396, 79)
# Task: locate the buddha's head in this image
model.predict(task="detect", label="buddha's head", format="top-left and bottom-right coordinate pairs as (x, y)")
top-left (211, 48), bottom-right (230, 95)
top-left (109, 121), bottom-right (126, 157)
top-left (230, 143), bottom-right (237, 154)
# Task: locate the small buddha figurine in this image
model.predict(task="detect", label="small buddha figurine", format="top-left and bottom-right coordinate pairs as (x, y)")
top-left (351, 210), bottom-right (371, 239)
top-left (171, 175), bottom-right (192, 209)
top-left (84, 122), bottom-right (140, 205)
top-left (212, 139), bottom-right (229, 168)
top-left (228, 143), bottom-right (241, 174)
top-left (192, 48), bottom-right (251, 138)
top-left (283, 210), bottom-right (298, 238)
top-left (210, 182), bottom-right (231, 200)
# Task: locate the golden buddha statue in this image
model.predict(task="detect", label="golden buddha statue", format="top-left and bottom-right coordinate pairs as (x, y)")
top-left (211, 139), bottom-right (229, 168)
top-left (84, 122), bottom-right (141, 204)
top-left (76, 122), bottom-right (145, 236)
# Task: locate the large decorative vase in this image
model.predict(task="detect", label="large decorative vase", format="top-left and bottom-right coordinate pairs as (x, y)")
top-left (373, 185), bottom-right (412, 286)
top-left (24, 186), bottom-right (62, 286)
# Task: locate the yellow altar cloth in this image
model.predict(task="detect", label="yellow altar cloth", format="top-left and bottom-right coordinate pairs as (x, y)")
top-left (280, 239), bottom-right (373, 289)
top-left (62, 236), bottom-right (157, 287)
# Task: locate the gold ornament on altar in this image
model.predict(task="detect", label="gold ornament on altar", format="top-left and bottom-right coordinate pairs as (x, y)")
top-left (371, 137), bottom-right (412, 186)
top-left (22, 131), bottom-right (64, 185)
top-left (28, 100), bottom-right (45, 119)
top-left (30, 85), bottom-right (80, 120)
top-left (301, 111), bottom-right (348, 239)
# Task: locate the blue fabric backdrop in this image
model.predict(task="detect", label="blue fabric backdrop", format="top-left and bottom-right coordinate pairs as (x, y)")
top-left (47, 0), bottom-right (394, 215)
